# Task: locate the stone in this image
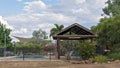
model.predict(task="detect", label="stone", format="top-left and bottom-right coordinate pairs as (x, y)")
top-left (114, 60), bottom-right (120, 63)
top-left (107, 61), bottom-right (111, 64)
top-left (85, 60), bottom-right (92, 64)
top-left (94, 62), bottom-right (98, 64)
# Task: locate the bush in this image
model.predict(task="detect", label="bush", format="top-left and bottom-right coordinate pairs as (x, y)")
top-left (93, 55), bottom-right (107, 63)
top-left (77, 41), bottom-right (95, 60)
top-left (16, 43), bottom-right (43, 54)
top-left (108, 52), bottom-right (120, 60)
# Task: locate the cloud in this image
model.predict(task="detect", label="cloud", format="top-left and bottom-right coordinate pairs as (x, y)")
top-left (0, 16), bottom-right (14, 29)
top-left (72, 8), bottom-right (91, 15)
top-left (16, 0), bottom-right (22, 2)
top-left (5, 12), bottom-right (77, 38)
top-left (61, 0), bottom-right (86, 7)
top-left (4, 0), bottom-right (107, 38)
top-left (48, 0), bottom-right (107, 24)
top-left (12, 28), bottom-right (27, 34)
top-left (5, 12), bottom-right (76, 24)
top-left (23, 0), bottom-right (47, 12)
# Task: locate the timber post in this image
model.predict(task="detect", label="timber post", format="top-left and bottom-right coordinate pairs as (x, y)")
top-left (57, 38), bottom-right (60, 59)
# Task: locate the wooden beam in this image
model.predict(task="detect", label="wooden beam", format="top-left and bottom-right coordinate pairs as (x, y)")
top-left (53, 35), bottom-right (97, 40)
top-left (57, 38), bottom-right (60, 59)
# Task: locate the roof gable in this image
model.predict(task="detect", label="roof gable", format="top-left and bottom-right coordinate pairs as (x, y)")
top-left (55, 23), bottom-right (96, 36)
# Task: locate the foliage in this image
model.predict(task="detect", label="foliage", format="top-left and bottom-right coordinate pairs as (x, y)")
top-left (77, 41), bottom-right (95, 60)
top-left (91, 15), bottom-right (120, 51)
top-left (14, 28), bottom-right (51, 55)
top-left (61, 40), bottom-right (78, 54)
top-left (32, 29), bottom-right (48, 44)
top-left (108, 52), bottom-right (120, 60)
top-left (103, 0), bottom-right (120, 16)
top-left (61, 40), bottom-right (79, 60)
top-left (43, 44), bottom-right (55, 52)
top-left (92, 0), bottom-right (120, 54)
top-left (50, 24), bottom-right (64, 37)
top-left (16, 42), bottom-right (43, 54)
top-left (0, 23), bottom-right (11, 47)
top-left (93, 55), bottom-right (107, 63)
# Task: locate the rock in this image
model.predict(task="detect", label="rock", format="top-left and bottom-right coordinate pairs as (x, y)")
top-left (81, 61), bottom-right (85, 64)
top-left (71, 61), bottom-right (84, 64)
top-left (85, 60), bottom-right (92, 64)
top-left (94, 62), bottom-right (98, 64)
top-left (107, 61), bottom-right (111, 64)
top-left (71, 61), bottom-right (77, 64)
top-left (114, 60), bottom-right (120, 63)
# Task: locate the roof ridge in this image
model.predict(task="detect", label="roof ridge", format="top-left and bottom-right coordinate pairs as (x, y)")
top-left (53, 23), bottom-right (96, 36)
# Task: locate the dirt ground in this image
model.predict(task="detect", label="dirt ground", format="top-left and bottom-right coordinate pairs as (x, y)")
top-left (0, 60), bottom-right (120, 68)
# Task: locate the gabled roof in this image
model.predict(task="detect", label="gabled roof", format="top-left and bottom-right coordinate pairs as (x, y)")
top-left (53, 23), bottom-right (97, 40)
top-left (55, 23), bottom-right (96, 35)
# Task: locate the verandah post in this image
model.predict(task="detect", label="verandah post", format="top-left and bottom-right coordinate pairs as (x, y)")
top-left (57, 38), bottom-right (60, 59)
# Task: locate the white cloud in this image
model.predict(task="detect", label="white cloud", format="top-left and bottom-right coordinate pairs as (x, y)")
top-left (76, 0), bottom-right (86, 4)
top-left (72, 8), bottom-right (91, 14)
top-left (5, 12), bottom-right (76, 38)
top-left (20, 28), bottom-right (27, 33)
top-left (16, 0), bottom-right (22, 2)
top-left (5, 12), bottom-right (76, 24)
top-left (37, 23), bottom-right (54, 34)
top-left (12, 28), bottom-right (27, 34)
top-left (0, 16), bottom-right (14, 29)
top-left (61, 0), bottom-right (86, 6)
top-left (23, 0), bottom-right (46, 12)
top-left (94, 0), bottom-right (107, 8)
top-left (4, 0), bottom-right (107, 38)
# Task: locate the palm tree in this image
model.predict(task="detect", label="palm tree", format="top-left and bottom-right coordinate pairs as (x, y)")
top-left (50, 24), bottom-right (64, 37)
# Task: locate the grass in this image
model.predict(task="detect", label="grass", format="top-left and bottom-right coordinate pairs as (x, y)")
top-left (0, 60), bottom-right (120, 68)
top-left (0, 60), bottom-right (71, 68)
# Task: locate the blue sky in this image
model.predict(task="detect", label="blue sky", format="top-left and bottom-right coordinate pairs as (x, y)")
top-left (0, 0), bottom-right (107, 40)
top-left (0, 0), bottom-right (23, 16)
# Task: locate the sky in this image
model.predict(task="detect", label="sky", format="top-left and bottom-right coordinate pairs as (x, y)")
top-left (0, 0), bottom-right (107, 41)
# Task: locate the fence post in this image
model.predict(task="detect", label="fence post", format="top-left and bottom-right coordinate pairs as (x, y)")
top-left (23, 50), bottom-right (25, 60)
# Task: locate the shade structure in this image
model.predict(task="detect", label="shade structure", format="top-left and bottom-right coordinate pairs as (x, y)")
top-left (52, 23), bottom-right (97, 59)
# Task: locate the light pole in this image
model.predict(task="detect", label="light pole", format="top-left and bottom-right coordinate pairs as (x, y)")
top-left (4, 33), bottom-right (6, 57)
top-left (13, 41), bottom-right (16, 55)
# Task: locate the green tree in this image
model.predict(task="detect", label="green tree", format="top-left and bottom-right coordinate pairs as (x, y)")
top-left (0, 23), bottom-right (11, 47)
top-left (61, 40), bottom-right (79, 60)
top-left (32, 29), bottom-right (48, 44)
top-left (103, 0), bottom-right (120, 16)
top-left (16, 42), bottom-right (43, 54)
top-left (50, 24), bottom-right (64, 37)
top-left (77, 41), bottom-right (95, 60)
top-left (15, 29), bottom-right (50, 55)
top-left (91, 0), bottom-right (120, 53)
top-left (91, 15), bottom-right (120, 51)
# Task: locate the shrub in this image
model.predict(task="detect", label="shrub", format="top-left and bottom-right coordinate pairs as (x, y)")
top-left (108, 52), bottom-right (120, 60)
top-left (77, 41), bottom-right (95, 60)
top-left (93, 55), bottom-right (107, 63)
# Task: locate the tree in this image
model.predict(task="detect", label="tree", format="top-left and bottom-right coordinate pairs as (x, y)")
top-left (50, 24), bottom-right (64, 37)
top-left (32, 29), bottom-right (48, 44)
top-left (77, 41), bottom-right (95, 60)
top-left (91, 15), bottom-right (120, 52)
top-left (61, 40), bottom-right (79, 60)
top-left (91, 0), bottom-right (120, 54)
top-left (0, 23), bottom-right (12, 56)
top-left (16, 42), bottom-right (43, 54)
top-left (103, 0), bottom-right (120, 16)
top-left (0, 22), bottom-right (11, 47)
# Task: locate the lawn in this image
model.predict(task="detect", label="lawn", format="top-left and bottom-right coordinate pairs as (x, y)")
top-left (0, 60), bottom-right (120, 68)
